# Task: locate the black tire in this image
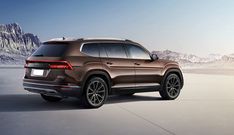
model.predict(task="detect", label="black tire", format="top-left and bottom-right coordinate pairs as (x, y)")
top-left (81, 77), bottom-right (108, 108)
top-left (40, 94), bottom-right (63, 102)
top-left (159, 73), bottom-right (181, 100)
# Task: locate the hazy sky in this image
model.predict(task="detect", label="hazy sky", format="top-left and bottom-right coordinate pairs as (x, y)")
top-left (1, 0), bottom-right (234, 56)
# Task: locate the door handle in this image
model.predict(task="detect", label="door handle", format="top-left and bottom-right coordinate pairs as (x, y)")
top-left (106, 62), bottom-right (113, 65)
top-left (134, 63), bottom-right (140, 66)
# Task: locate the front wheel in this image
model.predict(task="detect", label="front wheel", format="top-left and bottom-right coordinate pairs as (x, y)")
top-left (40, 94), bottom-right (63, 102)
top-left (159, 74), bottom-right (182, 100)
top-left (81, 77), bottom-right (108, 108)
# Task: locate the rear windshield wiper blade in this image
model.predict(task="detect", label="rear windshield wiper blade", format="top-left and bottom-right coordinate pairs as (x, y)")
top-left (33, 54), bottom-right (44, 57)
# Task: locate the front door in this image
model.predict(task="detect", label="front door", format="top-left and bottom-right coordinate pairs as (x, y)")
top-left (125, 44), bottom-right (162, 89)
top-left (134, 59), bottom-right (162, 86)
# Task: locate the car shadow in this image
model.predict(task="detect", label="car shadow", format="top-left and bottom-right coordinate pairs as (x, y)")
top-left (0, 94), bottom-right (81, 112)
top-left (106, 94), bottom-right (163, 104)
top-left (0, 93), bottom-right (163, 112)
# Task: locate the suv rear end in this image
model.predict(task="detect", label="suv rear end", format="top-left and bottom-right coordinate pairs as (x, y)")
top-left (23, 42), bottom-right (82, 98)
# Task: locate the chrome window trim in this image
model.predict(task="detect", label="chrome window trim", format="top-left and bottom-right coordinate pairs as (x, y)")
top-left (80, 42), bottom-right (128, 59)
top-left (80, 41), bottom-right (152, 60)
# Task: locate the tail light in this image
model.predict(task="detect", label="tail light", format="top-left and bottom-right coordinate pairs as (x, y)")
top-left (24, 60), bottom-right (73, 70)
top-left (49, 62), bottom-right (72, 70)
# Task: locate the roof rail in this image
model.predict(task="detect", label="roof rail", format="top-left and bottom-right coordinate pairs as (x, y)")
top-left (46, 37), bottom-right (134, 42)
top-left (125, 39), bottom-right (133, 42)
top-left (83, 37), bottom-right (127, 41)
top-left (48, 37), bottom-right (78, 41)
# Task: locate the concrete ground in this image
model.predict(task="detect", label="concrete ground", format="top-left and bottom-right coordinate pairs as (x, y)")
top-left (0, 68), bottom-right (234, 135)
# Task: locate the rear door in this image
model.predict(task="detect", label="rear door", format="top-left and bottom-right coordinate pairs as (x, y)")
top-left (99, 43), bottom-right (135, 89)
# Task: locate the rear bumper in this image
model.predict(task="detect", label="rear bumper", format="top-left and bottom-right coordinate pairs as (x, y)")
top-left (23, 79), bottom-right (82, 97)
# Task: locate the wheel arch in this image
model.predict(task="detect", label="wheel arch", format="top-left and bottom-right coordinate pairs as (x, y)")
top-left (81, 69), bottom-right (112, 95)
top-left (161, 68), bottom-right (184, 88)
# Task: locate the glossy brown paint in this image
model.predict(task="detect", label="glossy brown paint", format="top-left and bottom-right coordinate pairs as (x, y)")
top-left (100, 57), bottom-right (135, 88)
top-left (23, 38), bottom-right (183, 98)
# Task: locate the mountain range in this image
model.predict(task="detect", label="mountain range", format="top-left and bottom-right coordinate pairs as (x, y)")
top-left (0, 23), bottom-right (40, 64)
top-left (152, 50), bottom-right (234, 69)
top-left (0, 23), bottom-right (233, 68)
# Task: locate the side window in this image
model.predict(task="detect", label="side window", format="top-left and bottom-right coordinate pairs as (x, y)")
top-left (101, 43), bottom-right (127, 58)
top-left (99, 44), bottom-right (108, 58)
top-left (81, 43), bottom-right (99, 57)
top-left (126, 44), bottom-right (151, 60)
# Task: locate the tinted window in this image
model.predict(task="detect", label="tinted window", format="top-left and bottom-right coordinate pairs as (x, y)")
top-left (101, 43), bottom-right (127, 58)
top-left (82, 43), bottom-right (99, 57)
top-left (126, 44), bottom-right (151, 60)
top-left (99, 44), bottom-right (108, 57)
top-left (32, 43), bottom-right (68, 57)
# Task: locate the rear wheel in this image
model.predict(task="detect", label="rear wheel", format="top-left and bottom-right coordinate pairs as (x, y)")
top-left (160, 74), bottom-right (181, 100)
top-left (82, 77), bottom-right (108, 108)
top-left (40, 94), bottom-right (63, 102)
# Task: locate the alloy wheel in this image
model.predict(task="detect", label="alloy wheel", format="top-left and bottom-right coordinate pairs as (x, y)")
top-left (166, 75), bottom-right (181, 98)
top-left (86, 80), bottom-right (106, 106)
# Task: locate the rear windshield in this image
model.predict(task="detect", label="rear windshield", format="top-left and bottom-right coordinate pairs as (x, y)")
top-left (32, 43), bottom-right (68, 57)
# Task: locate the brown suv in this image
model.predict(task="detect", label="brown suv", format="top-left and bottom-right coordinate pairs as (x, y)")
top-left (23, 38), bottom-right (184, 108)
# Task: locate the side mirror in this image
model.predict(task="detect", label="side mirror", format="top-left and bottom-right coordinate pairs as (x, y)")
top-left (151, 54), bottom-right (158, 61)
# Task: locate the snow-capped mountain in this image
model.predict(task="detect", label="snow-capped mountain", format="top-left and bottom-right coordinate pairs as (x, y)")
top-left (152, 50), bottom-right (234, 68)
top-left (207, 53), bottom-right (222, 61)
top-left (221, 54), bottom-right (234, 61)
top-left (0, 23), bottom-right (233, 68)
top-left (152, 50), bottom-right (211, 63)
top-left (0, 23), bottom-right (40, 64)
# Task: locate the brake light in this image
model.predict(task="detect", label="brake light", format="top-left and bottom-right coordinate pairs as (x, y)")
top-left (49, 63), bottom-right (72, 70)
top-left (24, 60), bottom-right (73, 70)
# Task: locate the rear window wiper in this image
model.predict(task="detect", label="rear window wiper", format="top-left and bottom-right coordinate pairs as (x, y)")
top-left (33, 54), bottom-right (44, 57)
